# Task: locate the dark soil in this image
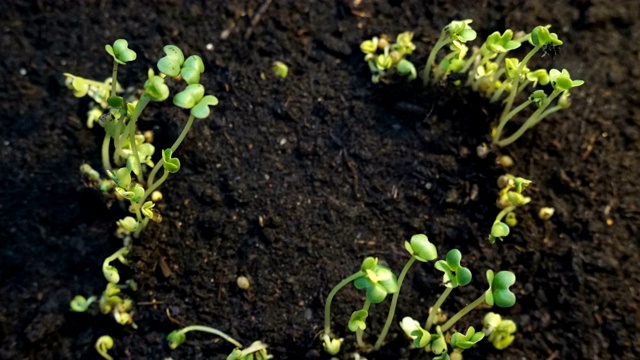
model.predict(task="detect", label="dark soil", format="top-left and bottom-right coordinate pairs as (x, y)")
top-left (1, 1), bottom-right (639, 359)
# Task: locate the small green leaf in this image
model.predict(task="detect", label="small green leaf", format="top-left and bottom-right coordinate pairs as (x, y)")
top-left (70, 295), bottom-right (96, 312)
top-left (434, 249), bottom-right (472, 287)
top-left (489, 222), bottom-right (510, 244)
top-left (446, 20), bottom-right (477, 43)
top-left (353, 264), bottom-right (399, 303)
top-left (451, 326), bottom-right (485, 349)
top-left (167, 330), bottom-right (186, 349)
top-left (162, 149), bottom-right (181, 173)
top-left (181, 55), bottom-right (205, 85)
top-left (360, 257), bottom-right (378, 271)
top-left (117, 216), bottom-right (138, 233)
top-left (63, 73), bottom-right (89, 97)
top-left (272, 61), bottom-right (289, 79)
top-left (530, 25), bottom-right (563, 47)
top-left (157, 45), bottom-right (185, 77)
top-left (106, 39), bottom-right (137, 65)
top-left (141, 201), bottom-right (155, 219)
top-left (430, 326), bottom-right (447, 354)
top-left (488, 319), bottom-right (517, 349)
top-left (376, 53), bottom-right (392, 70)
top-left (404, 234), bottom-right (438, 262)
top-left (360, 39), bottom-right (377, 54)
top-left (348, 309), bottom-right (368, 332)
top-left (411, 325), bottom-right (431, 349)
top-left (144, 69), bottom-right (170, 102)
top-left (485, 270), bottom-right (516, 307)
top-left (108, 167), bottom-right (131, 188)
top-left (396, 59), bottom-right (417, 81)
top-left (191, 95), bottom-right (219, 119)
top-left (173, 84), bottom-right (205, 109)
top-left (485, 30), bottom-right (521, 53)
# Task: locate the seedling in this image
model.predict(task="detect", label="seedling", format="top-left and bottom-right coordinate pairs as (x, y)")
top-left (95, 335), bottom-right (115, 360)
top-left (272, 61), bottom-right (288, 78)
top-left (70, 295), bottom-right (97, 312)
top-left (323, 234), bottom-right (517, 357)
top-left (65, 39), bottom-right (219, 241)
top-left (482, 312), bottom-right (517, 349)
top-left (489, 174), bottom-right (532, 244)
top-left (167, 325), bottom-right (272, 359)
top-left (360, 21), bottom-right (584, 148)
top-left (360, 32), bottom-right (418, 83)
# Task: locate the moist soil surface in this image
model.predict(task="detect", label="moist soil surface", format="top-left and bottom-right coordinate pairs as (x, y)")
top-left (1, 1), bottom-right (639, 359)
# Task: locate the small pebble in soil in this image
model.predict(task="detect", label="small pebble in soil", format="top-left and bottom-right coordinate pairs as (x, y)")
top-left (237, 276), bottom-right (250, 290)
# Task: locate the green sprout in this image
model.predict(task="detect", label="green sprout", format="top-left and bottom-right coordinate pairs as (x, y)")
top-left (483, 312), bottom-right (517, 349)
top-left (166, 325), bottom-right (243, 350)
top-left (323, 234), bottom-right (517, 357)
top-left (227, 341), bottom-right (273, 360)
top-left (360, 32), bottom-right (418, 83)
top-left (102, 247), bottom-right (128, 284)
top-left (489, 174), bottom-right (532, 244)
top-left (95, 335), bottom-right (114, 360)
top-left (157, 45), bottom-right (185, 77)
top-left (181, 55), bottom-right (205, 85)
top-left (360, 22), bottom-right (584, 148)
top-left (66, 40), bottom-right (220, 242)
top-left (70, 295), bottom-right (97, 312)
top-left (424, 20), bottom-right (476, 86)
top-left (272, 61), bottom-right (288, 78)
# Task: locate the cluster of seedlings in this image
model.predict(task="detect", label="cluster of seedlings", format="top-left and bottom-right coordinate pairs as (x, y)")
top-left (65, 17), bottom-right (580, 360)
top-left (66, 40), bottom-right (271, 359)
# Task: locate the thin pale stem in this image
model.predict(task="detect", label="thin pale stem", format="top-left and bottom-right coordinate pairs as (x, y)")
top-left (178, 325), bottom-right (243, 348)
top-left (127, 95), bottom-right (151, 183)
top-left (101, 134), bottom-right (112, 171)
top-left (495, 45), bottom-right (543, 141)
top-left (495, 205), bottom-right (517, 224)
top-left (425, 287), bottom-right (453, 330)
top-left (374, 256), bottom-right (417, 350)
top-left (356, 299), bottom-right (372, 349)
top-left (424, 33), bottom-right (451, 86)
top-left (496, 89), bottom-right (561, 147)
top-left (110, 62), bottom-right (119, 99)
top-left (440, 294), bottom-right (485, 332)
top-left (146, 162), bottom-right (163, 189)
top-left (171, 114), bottom-right (195, 153)
top-left (324, 271), bottom-right (363, 336)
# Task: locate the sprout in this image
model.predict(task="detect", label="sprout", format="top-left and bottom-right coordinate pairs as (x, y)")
top-left (181, 55), bottom-right (205, 85)
top-left (538, 207), bottom-right (555, 220)
top-left (95, 335), bottom-right (115, 360)
top-left (162, 149), bottom-right (181, 173)
top-left (399, 316), bottom-right (420, 340)
top-left (321, 334), bottom-right (342, 355)
top-left (105, 39), bottom-right (137, 65)
top-left (167, 325), bottom-right (242, 350)
top-left (70, 295), bottom-right (97, 312)
top-left (410, 323), bottom-right (432, 349)
top-left (484, 270), bottom-right (517, 307)
top-left (353, 264), bottom-right (399, 303)
top-left (404, 234), bottom-right (438, 262)
top-left (435, 249), bottom-right (472, 288)
top-left (272, 61), bottom-right (289, 79)
top-left (450, 326), bottom-right (484, 350)
top-left (348, 309), bottom-right (368, 332)
top-left (157, 45), bottom-right (185, 77)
